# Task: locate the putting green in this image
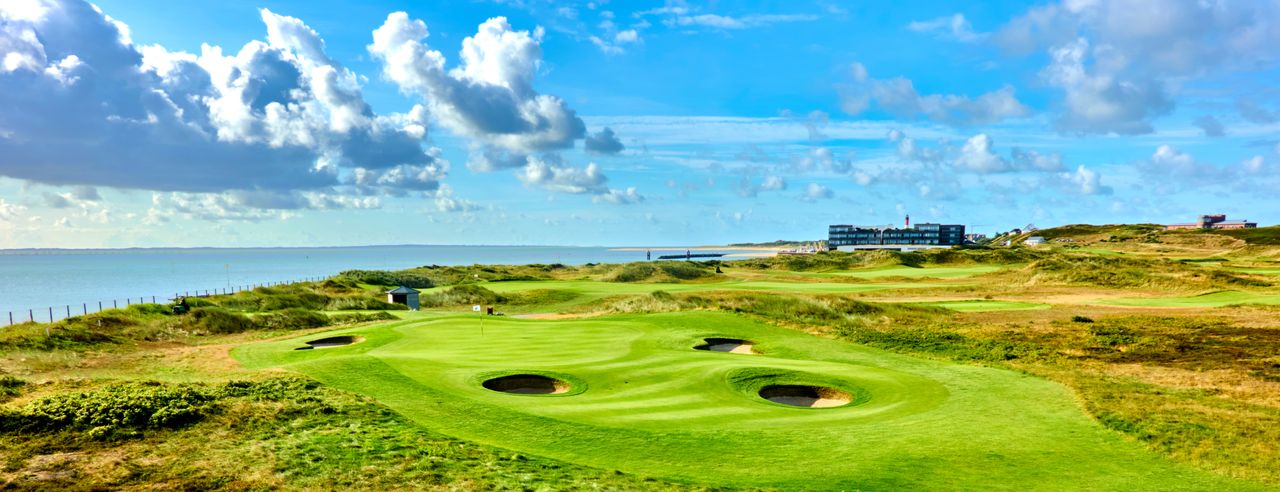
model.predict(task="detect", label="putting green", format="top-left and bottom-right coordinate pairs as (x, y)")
top-left (1105, 290), bottom-right (1280, 308)
top-left (235, 312), bottom-right (1256, 490)
top-left (907, 299), bottom-right (1051, 312)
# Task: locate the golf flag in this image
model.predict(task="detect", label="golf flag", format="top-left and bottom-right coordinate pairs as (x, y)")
top-left (472, 305), bottom-right (482, 312)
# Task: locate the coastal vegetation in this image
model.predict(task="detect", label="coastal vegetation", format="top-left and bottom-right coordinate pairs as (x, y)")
top-left (2, 227), bottom-right (1278, 489)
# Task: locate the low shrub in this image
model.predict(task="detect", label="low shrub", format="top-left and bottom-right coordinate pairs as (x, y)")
top-left (4, 381), bottom-right (214, 437)
top-left (325, 296), bottom-right (407, 311)
top-left (329, 311), bottom-right (398, 325)
top-left (255, 308), bottom-right (331, 331)
top-left (336, 270), bottom-right (435, 288)
top-left (188, 307), bottom-right (256, 334)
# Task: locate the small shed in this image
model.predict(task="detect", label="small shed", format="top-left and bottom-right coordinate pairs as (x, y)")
top-left (1025, 236), bottom-right (1047, 246)
top-left (386, 286), bottom-right (421, 310)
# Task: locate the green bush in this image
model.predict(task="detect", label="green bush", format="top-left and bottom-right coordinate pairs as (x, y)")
top-left (329, 311), bottom-right (398, 325)
top-left (5, 381), bottom-right (214, 436)
top-left (188, 307), bottom-right (256, 334)
top-left (325, 296), bottom-right (407, 311)
top-left (421, 284), bottom-right (507, 307)
top-left (0, 375), bottom-right (25, 400)
top-left (336, 270), bottom-right (435, 288)
top-left (255, 308), bottom-right (331, 331)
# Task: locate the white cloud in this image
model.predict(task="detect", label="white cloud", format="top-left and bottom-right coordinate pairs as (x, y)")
top-left (1059, 165), bottom-right (1112, 195)
top-left (369, 14), bottom-right (587, 153)
top-left (594, 187), bottom-right (643, 204)
top-left (802, 182), bottom-right (833, 201)
top-left (1040, 37), bottom-right (1173, 135)
top-left (954, 134), bottom-right (1009, 173)
top-left (0, 0), bottom-right (438, 201)
top-left (997, 1), bottom-right (1280, 135)
top-left (840, 63), bottom-right (1030, 126)
top-left (908, 14), bottom-right (985, 43)
top-left (794, 147), bottom-right (852, 174)
top-left (433, 184), bottom-right (480, 212)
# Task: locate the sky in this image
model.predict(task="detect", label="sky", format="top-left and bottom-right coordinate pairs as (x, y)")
top-left (1, 0), bottom-right (1279, 248)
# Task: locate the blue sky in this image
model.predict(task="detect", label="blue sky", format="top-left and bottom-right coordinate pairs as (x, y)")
top-left (1, 0), bottom-right (1278, 248)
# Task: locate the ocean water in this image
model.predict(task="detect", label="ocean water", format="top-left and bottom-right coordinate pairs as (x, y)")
top-left (0, 245), bottom-right (750, 325)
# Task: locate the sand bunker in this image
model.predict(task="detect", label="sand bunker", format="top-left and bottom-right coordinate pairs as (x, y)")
top-left (694, 338), bottom-right (757, 354)
top-left (483, 374), bottom-right (571, 395)
top-left (295, 335), bottom-right (362, 350)
top-left (759, 385), bottom-right (851, 408)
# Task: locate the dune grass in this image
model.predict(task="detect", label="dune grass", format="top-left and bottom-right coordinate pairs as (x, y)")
top-left (906, 299), bottom-right (1050, 312)
top-left (235, 312), bottom-right (1261, 490)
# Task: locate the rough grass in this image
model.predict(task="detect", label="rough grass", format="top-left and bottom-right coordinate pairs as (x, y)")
top-left (0, 377), bottom-right (690, 490)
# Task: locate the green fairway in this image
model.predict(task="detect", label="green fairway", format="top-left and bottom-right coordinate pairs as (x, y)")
top-left (1105, 290), bottom-right (1280, 308)
top-left (235, 312), bottom-right (1256, 490)
top-left (1230, 267), bottom-right (1280, 276)
top-left (831, 265), bottom-right (1004, 279)
top-left (906, 299), bottom-right (1051, 312)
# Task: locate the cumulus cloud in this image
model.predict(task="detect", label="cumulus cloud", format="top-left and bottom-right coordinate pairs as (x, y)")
top-left (801, 182), bottom-right (833, 201)
top-left (736, 175), bottom-right (786, 197)
top-left (433, 184), bottom-right (480, 212)
top-left (584, 126), bottom-right (625, 154)
top-left (369, 14), bottom-right (586, 154)
top-left (1193, 115), bottom-right (1225, 137)
top-left (0, 0), bottom-right (439, 206)
top-left (1040, 37), bottom-right (1173, 135)
top-left (794, 147), bottom-right (852, 174)
top-left (997, 1), bottom-right (1280, 135)
top-left (908, 14), bottom-right (985, 42)
top-left (893, 130), bottom-right (1070, 176)
top-left (839, 63), bottom-right (1030, 126)
top-left (1145, 144), bottom-right (1214, 177)
top-left (368, 12), bottom-right (641, 203)
top-left (1058, 165), bottom-right (1112, 195)
top-left (511, 154), bottom-right (642, 203)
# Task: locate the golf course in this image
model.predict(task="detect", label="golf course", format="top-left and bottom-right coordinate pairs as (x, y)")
top-left (2, 224), bottom-right (1278, 489)
top-left (235, 312), bottom-right (1256, 489)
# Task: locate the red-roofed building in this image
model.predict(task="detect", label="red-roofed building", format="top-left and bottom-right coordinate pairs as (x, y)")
top-left (1166, 214), bottom-right (1257, 231)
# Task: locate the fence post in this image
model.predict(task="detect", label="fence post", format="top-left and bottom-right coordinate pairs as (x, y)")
top-left (29, 309), bottom-right (33, 322)
top-left (98, 301), bottom-right (102, 312)
top-left (66, 306), bottom-right (70, 318)
top-left (113, 300), bottom-right (117, 309)
top-left (48, 307), bottom-right (53, 323)
top-left (8, 312), bottom-right (12, 326)
top-left (83, 303), bottom-right (87, 315)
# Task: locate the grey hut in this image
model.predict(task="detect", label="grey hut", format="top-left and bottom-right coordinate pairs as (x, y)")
top-left (386, 286), bottom-right (421, 310)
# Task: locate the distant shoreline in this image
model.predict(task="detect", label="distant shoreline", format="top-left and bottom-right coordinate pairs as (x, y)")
top-left (610, 246), bottom-right (788, 252)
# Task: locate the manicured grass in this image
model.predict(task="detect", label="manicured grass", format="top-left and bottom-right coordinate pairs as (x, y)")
top-left (906, 300), bottom-right (1051, 312)
top-left (1105, 290), bottom-right (1280, 308)
top-left (1231, 268), bottom-right (1280, 276)
top-left (235, 312), bottom-right (1258, 490)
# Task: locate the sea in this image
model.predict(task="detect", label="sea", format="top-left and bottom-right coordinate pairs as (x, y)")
top-left (0, 245), bottom-right (760, 325)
